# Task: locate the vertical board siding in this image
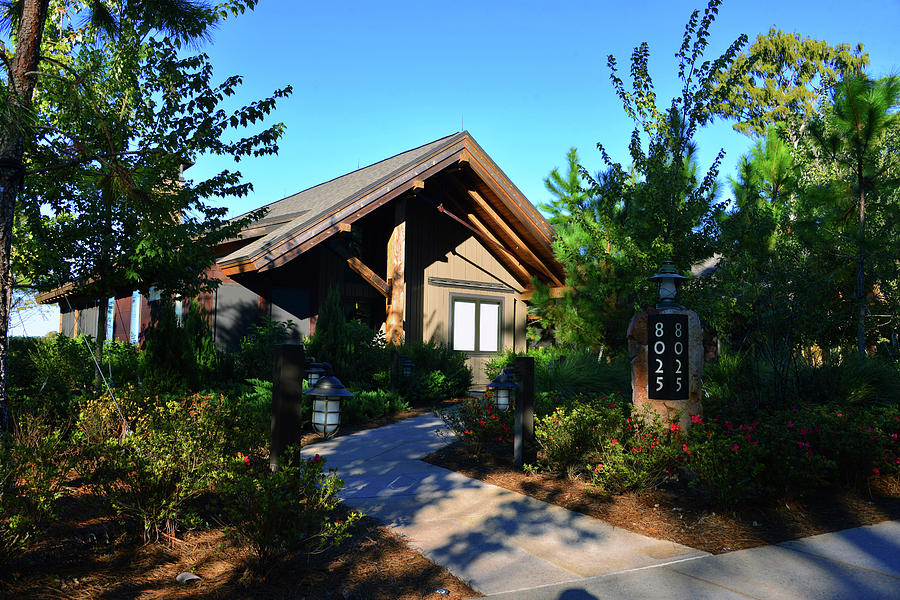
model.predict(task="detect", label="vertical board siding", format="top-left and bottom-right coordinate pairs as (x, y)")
top-left (416, 200), bottom-right (525, 384)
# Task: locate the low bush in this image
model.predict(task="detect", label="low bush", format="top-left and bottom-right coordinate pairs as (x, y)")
top-left (438, 392), bottom-right (514, 456)
top-left (342, 390), bottom-right (409, 424)
top-left (217, 447), bottom-right (361, 563)
top-left (485, 349), bottom-right (630, 410)
top-left (1, 415), bottom-right (73, 560)
top-left (78, 391), bottom-right (231, 541)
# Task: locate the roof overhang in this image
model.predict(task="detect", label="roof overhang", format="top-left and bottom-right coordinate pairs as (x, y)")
top-left (217, 132), bottom-right (564, 286)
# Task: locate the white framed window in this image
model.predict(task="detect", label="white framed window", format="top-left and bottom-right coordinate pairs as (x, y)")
top-left (452, 297), bottom-right (501, 353)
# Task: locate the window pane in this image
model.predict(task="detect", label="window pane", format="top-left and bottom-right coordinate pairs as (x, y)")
top-left (479, 302), bottom-right (500, 352)
top-left (453, 300), bottom-right (476, 351)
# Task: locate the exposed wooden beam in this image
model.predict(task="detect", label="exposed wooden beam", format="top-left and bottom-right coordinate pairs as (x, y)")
top-left (447, 174), bottom-right (563, 287)
top-left (326, 242), bottom-right (390, 298)
top-left (348, 257), bottom-right (390, 298)
top-left (463, 210), bottom-right (532, 284)
top-left (227, 149), bottom-right (467, 276)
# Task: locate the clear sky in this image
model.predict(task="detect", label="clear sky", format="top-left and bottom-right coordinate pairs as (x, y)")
top-left (12, 0), bottom-right (900, 337)
top-left (187, 0), bottom-right (900, 218)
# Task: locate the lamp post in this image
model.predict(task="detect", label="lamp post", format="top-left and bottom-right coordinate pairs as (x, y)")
top-left (486, 367), bottom-right (516, 412)
top-left (648, 261), bottom-right (687, 309)
top-left (303, 375), bottom-right (354, 438)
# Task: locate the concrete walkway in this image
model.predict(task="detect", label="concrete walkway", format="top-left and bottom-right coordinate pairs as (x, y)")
top-left (301, 413), bottom-right (900, 599)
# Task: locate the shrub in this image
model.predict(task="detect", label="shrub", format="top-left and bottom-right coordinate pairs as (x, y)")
top-left (399, 341), bottom-right (472, 402)
top-left (535, 399), bottom-right (612, 474)
top-left (1, 415), bottom-right (73, 560)
top-left (217, 447), bottom-right (361, 563)
top-left (438, 392), bottom-right (514, 456)
top-left (485, 349), bottom-right (630, 411)
top-left (141, 301), bottom-right (224, 391)
top-left (342, 390), bottom-right (409, 424)
top-left (80, 391), bottom-right (231, 541)
top-left (235, 317), bottom-right (297, 381)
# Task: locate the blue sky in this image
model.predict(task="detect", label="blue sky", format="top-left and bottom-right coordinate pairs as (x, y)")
top-left (188, 0), bottom-right (900, 217)
top-left (13, 0), bottom-right (900, 336)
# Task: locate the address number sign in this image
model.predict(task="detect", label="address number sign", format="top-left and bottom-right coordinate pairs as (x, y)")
top-left (648, 314), bottom-right (689, 400)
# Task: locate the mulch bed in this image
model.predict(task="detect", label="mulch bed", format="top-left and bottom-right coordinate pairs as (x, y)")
top-left (424, 439), bottom-right (900, 555)
top-left (2, 400), bottom-right (480, 600)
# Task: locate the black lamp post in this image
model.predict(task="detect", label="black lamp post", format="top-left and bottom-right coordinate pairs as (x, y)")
top-left (648, 261), bottom-right (687, 309)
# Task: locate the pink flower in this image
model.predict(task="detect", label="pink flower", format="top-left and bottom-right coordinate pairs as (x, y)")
top-left (873, 468), bottom-right (880, 475)
top-left (691, 414), bottom-right (703, 425)
top-left (732, 443), bottom-right (740, 452)
top-left (243, 455), bottom-right (250, 465)
top-left (787, 420), bottom-right (794, 429)
top-left (313, 454), bottom-right (323, 463)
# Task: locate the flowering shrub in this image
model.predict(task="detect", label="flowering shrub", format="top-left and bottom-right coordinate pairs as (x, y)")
top-left (218, 446), bottom-right (361, 563)
top-left (683, 399), bottom-right (900, 506)
top-left (438, 392), bottom-right (514, 456)
top-left (587, 404), bottom-right (681, 494)
top-left (535, 398), bottom-right (616, 473)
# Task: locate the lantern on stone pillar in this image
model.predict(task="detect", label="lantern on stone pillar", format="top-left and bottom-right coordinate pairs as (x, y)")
top-left (649, 261), bottom-right (687, 309)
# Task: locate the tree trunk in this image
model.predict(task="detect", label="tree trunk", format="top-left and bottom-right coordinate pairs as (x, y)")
top-left (0, 0), bottom-right (52, 436)
top-left (857, 165), bottom-right (866, 358)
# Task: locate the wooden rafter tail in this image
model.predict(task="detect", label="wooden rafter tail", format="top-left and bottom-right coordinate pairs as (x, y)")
top-left (326, 241), bottom-right (390, 298)
top-left (445, 172), bottom-right (563, 287)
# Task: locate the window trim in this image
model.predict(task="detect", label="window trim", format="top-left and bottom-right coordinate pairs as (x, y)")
top-left (449, 293), bottom-right (503, 355)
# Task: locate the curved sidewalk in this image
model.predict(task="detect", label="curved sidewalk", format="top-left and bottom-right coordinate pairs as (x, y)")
top-left (301, 413), bottom-right (900, 599)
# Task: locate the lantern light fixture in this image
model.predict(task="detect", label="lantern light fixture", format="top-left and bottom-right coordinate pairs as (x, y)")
top-left (303, 374), bottom-right (354, 438)
top-left (305, 360), bottom-right (327, 388)
top-left (648, 261), bottom-right (687, 309)
top-left (400, 356), bottom-right (415, 378)
top-left (486, 367), bottom-right (517, 412)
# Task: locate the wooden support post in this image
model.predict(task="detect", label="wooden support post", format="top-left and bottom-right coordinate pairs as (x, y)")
top-left (514, 356), bottom-right (535, 470)
top-left (270, 343), bottom-right (306, 471)
top-left (385, 199), bottom-right (406, 344)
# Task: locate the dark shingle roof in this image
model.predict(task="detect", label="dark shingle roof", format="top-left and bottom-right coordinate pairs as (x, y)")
top-left (222, 132), bottom-right (466, 265)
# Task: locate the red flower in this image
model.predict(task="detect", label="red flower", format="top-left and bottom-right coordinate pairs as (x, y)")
top-left (691, 414), bottom-right (703, 425)
top-left (610, 439), bottom-right (617, 445)
top-left (313, 454), bottom-right (323, 463)
top-left (732, 443), bottom-right (740, 452)
top-left (243, 455), bottom-right (250, 465)
top-left (682, 443), bottom-right (691, 455)
top-left (873, 468), bottom-right (880, 475)
top-left (787, 420), bottom-right (794, 429)
top-left (670, 423), bottom-right (681, 432)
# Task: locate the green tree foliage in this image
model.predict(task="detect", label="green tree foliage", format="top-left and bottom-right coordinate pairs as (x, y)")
top-left (533, 0), bottom-right (746, 354)
top-left (715, 28), bottom-right (869, 136)
top-left (0, 0), bottom-right (275, 435)
top-left (802, 75), bottom-right (900, 356)
top-left (13, 1), bottom-right (289, 359)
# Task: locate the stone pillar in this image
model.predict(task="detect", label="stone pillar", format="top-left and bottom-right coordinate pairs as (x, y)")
top-left (627, 307), bottom-right (703, 430)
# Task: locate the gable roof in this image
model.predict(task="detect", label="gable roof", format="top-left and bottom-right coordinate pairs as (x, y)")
top-left (219, 131), bottom-right (563, 286)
